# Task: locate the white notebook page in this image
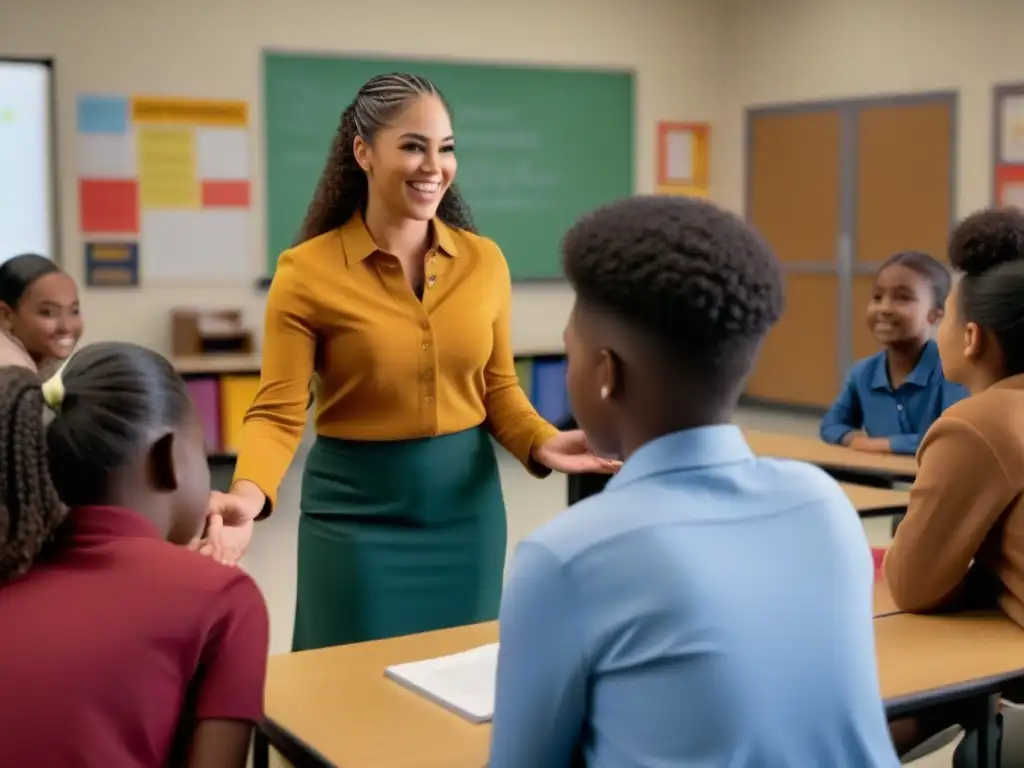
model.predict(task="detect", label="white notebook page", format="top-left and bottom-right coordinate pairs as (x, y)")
top-left (384, 643), bottom-right (499, 723)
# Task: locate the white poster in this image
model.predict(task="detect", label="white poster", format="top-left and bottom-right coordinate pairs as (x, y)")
top-left (0, 60), bottom-right (53, 262)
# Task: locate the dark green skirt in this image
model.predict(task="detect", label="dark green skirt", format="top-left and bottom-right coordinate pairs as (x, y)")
top-left (294, 426), bottom-right (507, 651)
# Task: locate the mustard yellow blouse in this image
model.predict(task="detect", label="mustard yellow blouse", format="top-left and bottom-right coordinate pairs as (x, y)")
top-left (232, 215), bottom-right (560, 506)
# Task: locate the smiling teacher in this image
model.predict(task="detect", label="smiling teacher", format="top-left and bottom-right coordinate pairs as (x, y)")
top-left (206, 73), bottom-right (614, 651)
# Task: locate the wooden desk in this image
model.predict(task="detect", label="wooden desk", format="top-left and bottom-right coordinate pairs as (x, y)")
top-left (877, 611), bottom-right (1024, 717)
top-left (840, 483), bottom-right (908, 516)
top-left (263, 623), bottom-right (498, 768)
top-left (743, 430), bottom-right (918, 482)
top-left (873, 580), bottom-right (898, 617)
top-left (270, 605), bottom-right (1024, 767)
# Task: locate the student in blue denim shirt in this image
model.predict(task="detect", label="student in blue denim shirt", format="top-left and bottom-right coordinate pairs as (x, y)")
top-left (820, 252), bottom-right (969, 455)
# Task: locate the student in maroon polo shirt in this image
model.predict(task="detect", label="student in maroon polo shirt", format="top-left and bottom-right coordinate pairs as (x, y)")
top-left (0, 342), bottom-right (269, 768)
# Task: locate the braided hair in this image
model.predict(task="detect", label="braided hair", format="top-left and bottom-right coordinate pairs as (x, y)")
top-left (297, 72), bottom-right (476, 245)
top-left (0, 366), bottom-right (65, 581)
top-left (0, 342), bottom-right (193, 582)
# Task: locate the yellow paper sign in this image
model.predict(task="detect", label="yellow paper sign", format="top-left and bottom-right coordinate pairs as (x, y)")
top-left (132, 97), bottom-right (248, 127)
top-left (138, 127), bottom-right (199, 209)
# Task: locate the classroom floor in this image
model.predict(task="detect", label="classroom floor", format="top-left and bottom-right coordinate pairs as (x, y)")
top-left (231, 406), bottom-right (957, 767)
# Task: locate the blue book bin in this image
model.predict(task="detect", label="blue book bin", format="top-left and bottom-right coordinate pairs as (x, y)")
top-left (531, 356), bottom-right (571, 426)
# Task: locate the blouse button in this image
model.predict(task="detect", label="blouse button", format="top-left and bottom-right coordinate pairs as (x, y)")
top-left (427, 274), bottom-right (437, 287)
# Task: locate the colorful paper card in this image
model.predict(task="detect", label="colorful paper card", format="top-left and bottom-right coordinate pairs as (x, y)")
top-left (656, 122), bottom-right (710, 192)
top-left (79, 179), bottom-right (139, 234)
top-left (84, 241), bottom-right (139, 287)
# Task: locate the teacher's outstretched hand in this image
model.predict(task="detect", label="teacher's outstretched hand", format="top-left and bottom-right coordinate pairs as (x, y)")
top-left (198, 482), bottom-right (263, 566)
top-left (533, 429), bottom-right (620, 474)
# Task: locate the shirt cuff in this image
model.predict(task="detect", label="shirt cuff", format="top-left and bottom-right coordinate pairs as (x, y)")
top-left (523, 423), bottom-right (561, 478)
top-left (887, 434), bottom-right (919, 455)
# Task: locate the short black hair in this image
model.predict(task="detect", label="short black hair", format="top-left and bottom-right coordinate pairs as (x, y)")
top-left (562, 195), bottom-right (785, 386)
top-left (877, 250), bottom-right (951, 310)
top-left (0, 253), bottom-right (60, 308)
top-left (948, 208), bottom-right (1024, 377)
top-left (0, 342), bottom-right (192, 582)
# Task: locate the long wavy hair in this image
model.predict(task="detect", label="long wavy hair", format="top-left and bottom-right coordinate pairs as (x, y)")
top-left (296, 72), bottom-right (477, 245)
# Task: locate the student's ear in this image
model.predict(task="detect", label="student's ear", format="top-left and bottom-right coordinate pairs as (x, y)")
top-left (963, 321), bottom-right (985, 361)
top-left (147, 431), bottom-right (180, 493)
top-left (597, 348), bottom-right (622, 400)
top-left (0, 301), bottom-right (14, 329)
top-left (928, 306), bottom-right (944, 326)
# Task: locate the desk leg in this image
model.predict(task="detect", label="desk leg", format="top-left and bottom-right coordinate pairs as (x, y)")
top-left (252, 726), bottom-right (270, 768)
top-left (955, 695), bottom-right (1002, 768)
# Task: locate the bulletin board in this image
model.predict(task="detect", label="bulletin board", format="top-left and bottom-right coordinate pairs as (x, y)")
top-left (993, 84), bottom-right (1024, 208)
top-left (76, 94), bottom-right (252, 286)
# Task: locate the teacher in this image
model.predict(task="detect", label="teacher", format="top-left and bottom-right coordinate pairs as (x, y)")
top-left (206, 72), bottom-right (615, 651)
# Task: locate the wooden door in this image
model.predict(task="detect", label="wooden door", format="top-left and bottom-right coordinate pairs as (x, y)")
top-left (744, 94), bottom-right (955, 407)
top-left (745, 109), bottom-right (844, 407)
top-left (850, 99), bottom-right (954, 360)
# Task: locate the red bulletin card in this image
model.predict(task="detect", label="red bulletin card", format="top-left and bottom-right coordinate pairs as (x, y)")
top-left (79, 179), bottom-right (139, 234)
top-left (201, 180), bottom-right (250, 208)
top-left (996, 164), bottom-right (1024, 207)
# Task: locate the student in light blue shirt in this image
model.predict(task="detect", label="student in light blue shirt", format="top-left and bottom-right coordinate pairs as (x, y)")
top-left (489, 196), bottom-right (899, 768)
top-left (820, 251), bottom-right (968, 455)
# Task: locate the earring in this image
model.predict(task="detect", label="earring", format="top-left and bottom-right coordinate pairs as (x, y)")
top-left (600, 385), bottom-right (610, 400)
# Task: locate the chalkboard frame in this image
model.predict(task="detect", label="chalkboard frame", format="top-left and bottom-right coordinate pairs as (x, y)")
top-left (257, 49), bottom-right (635, 288)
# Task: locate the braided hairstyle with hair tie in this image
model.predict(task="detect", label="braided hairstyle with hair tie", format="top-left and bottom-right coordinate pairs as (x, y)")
top-left (0, 342), bottom-right (197, 583)
top-left (0, 366), bottom-right (66, 581)
top-left (296, 72), bottom-right (476, 245)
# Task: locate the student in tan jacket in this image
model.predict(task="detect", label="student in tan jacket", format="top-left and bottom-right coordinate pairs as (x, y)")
top-left (885, 207), bottom-right (1024, 758)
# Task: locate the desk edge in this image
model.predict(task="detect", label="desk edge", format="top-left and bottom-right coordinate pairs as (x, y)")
top-left (260, 716), bottom-right (338, 768)
top-left (885, 669), bottom-right (1024, 719)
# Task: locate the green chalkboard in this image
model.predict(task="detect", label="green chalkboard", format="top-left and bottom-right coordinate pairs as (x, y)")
top-left (262, 52), bottom-right (634, 281)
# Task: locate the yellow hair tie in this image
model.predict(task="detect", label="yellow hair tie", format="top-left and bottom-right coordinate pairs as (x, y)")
top-left (41, 359), bottom-right (70, 411)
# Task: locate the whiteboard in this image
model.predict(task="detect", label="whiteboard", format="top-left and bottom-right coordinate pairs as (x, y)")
top-left (0, 60), bottom-right (55, 263)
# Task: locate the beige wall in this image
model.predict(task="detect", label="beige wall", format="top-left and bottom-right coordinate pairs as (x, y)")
top-left (1, 0), bottom-right (725, 354)
top-left (7, 0), bottom-right (1023, 357)
top-left (718, 0), bottom-right (1024, 221)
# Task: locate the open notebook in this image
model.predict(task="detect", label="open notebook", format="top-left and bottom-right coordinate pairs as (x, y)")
top-left (384, 643), bottom-right (499, 724)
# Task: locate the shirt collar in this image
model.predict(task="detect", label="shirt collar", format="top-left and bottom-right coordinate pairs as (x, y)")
top-left (870, 339), bottom-right (940, 391)
top-left (340, 213), bottom-right (459, 267)
top-left (606, 425), bottom-right (754, 492)
top-left (61, 506), bottom-right (163, 541)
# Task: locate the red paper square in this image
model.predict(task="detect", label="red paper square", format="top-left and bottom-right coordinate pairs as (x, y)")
top-left (996, 164), bottom-right (1024, 206)
top-left (79, 179), bottom-right (139, 234)
top-left (201, 180), bottom-right (250, 208)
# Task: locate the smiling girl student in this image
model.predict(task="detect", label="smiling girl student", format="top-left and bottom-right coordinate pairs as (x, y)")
top-left (0, 343), bottom-right (268, 768)
top-left (820, 251), bottom-right (968, 454)
top-left (0, 253), bottom-right (82, 373)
